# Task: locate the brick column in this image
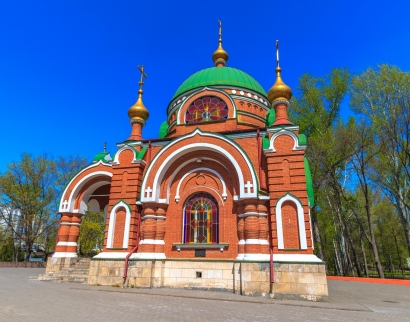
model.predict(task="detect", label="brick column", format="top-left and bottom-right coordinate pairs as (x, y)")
top-left (53, 213), bottom-right (82, 258)
top-left (154, 205), bottom-right (167, 254)
top-left (236, 202), bottom-right (245, 260)
top-left (137, 203), bottom-right (166, 259)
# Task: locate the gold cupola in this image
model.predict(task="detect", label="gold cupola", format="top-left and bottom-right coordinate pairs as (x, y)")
top-left (267, 41), bottom-right (292, 103)
top-left (212, 20), bottom-right (228, 67)
top-left (128, 65), bottom-right (149, 124)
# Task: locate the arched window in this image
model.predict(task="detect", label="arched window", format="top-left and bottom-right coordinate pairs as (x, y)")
top-left (185, 96), bottom-right (228, 124)
top-left (183, 193), bottom-right (219, 244)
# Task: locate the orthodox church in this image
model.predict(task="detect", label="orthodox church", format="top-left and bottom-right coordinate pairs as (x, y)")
top-left (44, 24), bottom-right (328, 301)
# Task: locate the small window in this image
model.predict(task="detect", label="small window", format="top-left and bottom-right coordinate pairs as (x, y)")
top-left (185, 96), bottom-right (228, 124)
top-left (183, 193), bottom-right (219, 244)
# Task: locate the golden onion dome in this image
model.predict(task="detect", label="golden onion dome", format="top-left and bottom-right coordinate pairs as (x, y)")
top-left (128, 88), bottom-right (149, 123)
top-left (267, 67), bottom-right (292, 103)
top-left (212, 40), bottom-right (229, 67)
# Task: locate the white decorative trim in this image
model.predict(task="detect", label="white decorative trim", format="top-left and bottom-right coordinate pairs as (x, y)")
top-left (258, 195), bottom-right (270, 200)
top-left (56, 242), bottom-right (78, 246)
top-left (272, 254), bottom-right (322, 263)
top-left (243, 254), bottom-right (270, 261)
top-left (93, 252), bottom-right (132, 259)
top-left (168, 157), bottom-right (228, 204)
top-left (175, 167), bottom-right (228, 202)
top-left (133, 252), bottom-right (166, 259)
top-left (238, 212), bottom-right (267, 218)
top-left (142, 215), bottom-right (167, 220)
top-left (235, 253), bottom-right (322, 262)
top-left (111, 145), bottom-right (137, 165)
top-left (276, 194), bottom-right (307, 250)
top-left (139, 239), bottom-right (165, 245)
top-left (106, 201), bottom-right (131, 249)
top-left (238, 239), bottom-right (245, 245)
top-left (140, 129), bottom-right (258, 202)
top-left (59, 171), bottom-right (112, 214)
top-left (52, 252), bottom-right (78, 258)
top-left (58, 161), bottom-right (112, 211)
top-left (59, 222), bottom-right (81, 226)
top-left (245, 239), bottom-right (261, 245)
top-left (264, 129), bottom-right (306, 153)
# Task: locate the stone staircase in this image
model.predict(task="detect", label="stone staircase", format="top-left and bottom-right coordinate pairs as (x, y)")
top-left (37, 258), bottom-right (90, 284)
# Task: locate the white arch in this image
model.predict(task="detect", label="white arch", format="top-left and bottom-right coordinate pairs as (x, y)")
top-left (267, 130), bottom-right (306, 152)
top-left (111, 145), bottom-right (137, 165)
top-left (165, 157), bottom-right (229, 203)
top-left (275, 194), bottom-right (307, 250)
top-left (59, 171), bottom-right (113, 214)
top-left (106, 201), bottom-right (131, 249)
top-left (140, 129), bottom-right (257, 203)
top-left (176, 87), bottom-right (237, 125)
top-left (175, 167), bottom-right (227, 202)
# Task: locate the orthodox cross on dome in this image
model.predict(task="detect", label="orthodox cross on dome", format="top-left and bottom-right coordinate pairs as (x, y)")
top-left (276, 40), bottom-right (280, 69)
top-left (103, 142), bottom-right (106, 152)
top-left (137, 65), bottom-right (148, 92)
top-left (218, 20), bottom-right (222, 41)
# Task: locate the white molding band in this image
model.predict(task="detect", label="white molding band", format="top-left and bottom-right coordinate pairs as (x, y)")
top-left (235, 254), bottom-right (322, 262)
top-left (56, 242), bottom-right (78, 246)
top-left (133, 252), bottom-right (166, 259)
top-left (106, 201), bottom-right (131, 249)
top-left (52, 252), bottom-right (78, 258)
top-left (139, 239), bottom-right (165, 245)
top-left (276, 194), bottom-right (307, 250)
top-left (59, 222), bottom-right (80, 226)
top-left (238, 212), bottom-right (267, 218)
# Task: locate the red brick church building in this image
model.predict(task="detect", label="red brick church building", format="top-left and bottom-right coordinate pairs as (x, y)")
top-left (44, 26), bottom-right (328, 300)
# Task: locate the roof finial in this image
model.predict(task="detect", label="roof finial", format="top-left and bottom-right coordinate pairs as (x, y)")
top-left (212, 20), bottom-right (228, 67)
top-left (128, 65), bottom-right (149, 125)
top-left (103, 142), bottom-right (106, 152)
top-left (276, 40), bottom-right (280, 69)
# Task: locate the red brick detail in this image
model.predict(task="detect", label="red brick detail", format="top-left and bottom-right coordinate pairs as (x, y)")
top-left (281, 201), bottom-right (300, 249)
top-left (113, 207), bottom-right (126, 248)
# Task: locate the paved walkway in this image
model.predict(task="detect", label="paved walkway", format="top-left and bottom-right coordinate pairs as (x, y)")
top-left (0, 268), bottom-right (409, 321)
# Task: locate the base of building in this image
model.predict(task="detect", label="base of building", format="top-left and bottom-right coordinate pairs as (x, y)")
top-left (88, 259), bottom-right (328, 301)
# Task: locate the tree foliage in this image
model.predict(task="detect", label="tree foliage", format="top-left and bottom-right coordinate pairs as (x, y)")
top-left (0, 154), bottom-right (87, 261)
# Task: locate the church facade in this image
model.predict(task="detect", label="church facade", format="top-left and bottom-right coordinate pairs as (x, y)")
top-left (44, 29), bottom-right (328, 301)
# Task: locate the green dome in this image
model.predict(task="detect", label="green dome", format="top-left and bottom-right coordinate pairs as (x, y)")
top-left (172, 67), bottom-right (267, 100)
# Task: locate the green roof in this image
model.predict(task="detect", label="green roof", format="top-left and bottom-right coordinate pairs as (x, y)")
top-left (172, 67), bottom-right (267, 100)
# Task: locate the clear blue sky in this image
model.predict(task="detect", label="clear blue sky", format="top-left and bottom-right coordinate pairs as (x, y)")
top-left (1, 1), bottom-right (409, 172)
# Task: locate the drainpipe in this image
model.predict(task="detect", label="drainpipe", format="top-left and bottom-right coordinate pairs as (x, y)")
top-left (123, 205), bottom-right (142, 284)
top-left (268, 207), bottom-right (274, 284)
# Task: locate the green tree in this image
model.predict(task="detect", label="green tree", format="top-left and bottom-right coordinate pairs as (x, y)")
top-left (291, 68), bottom-right (350, 267)
top-left (350, 65), bottom-right (410, 256)
top-left (0, 154), bottom-right (57, 261)
top-left (77, 211), bottom-right (105, 256)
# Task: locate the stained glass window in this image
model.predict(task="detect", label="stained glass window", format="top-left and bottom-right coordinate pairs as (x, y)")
top-left (185, 96), bottom-right (228, 124)
top-left (183, 193), bottom-right (219, 244)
